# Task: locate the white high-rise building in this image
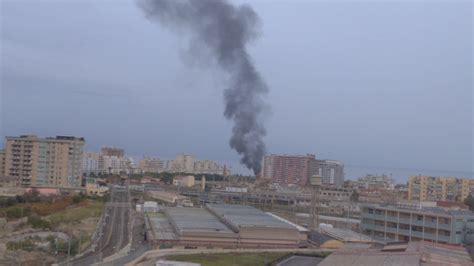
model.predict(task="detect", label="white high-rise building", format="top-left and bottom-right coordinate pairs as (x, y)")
top-left (82, 151), bottom-right (99, 176)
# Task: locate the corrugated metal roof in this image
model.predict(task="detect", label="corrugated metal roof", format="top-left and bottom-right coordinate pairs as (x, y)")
top-left (207, 204), bottom-right (294, 229)
top-left (166, 207), bottom-right (234, 235)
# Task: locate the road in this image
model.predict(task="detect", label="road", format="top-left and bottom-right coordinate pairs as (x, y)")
top-left (70, 186), bottom-right (131, 265)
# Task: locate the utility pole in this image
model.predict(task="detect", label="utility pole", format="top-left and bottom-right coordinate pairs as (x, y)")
top-left (310, 175), bottom-right (322, 232)
top-left (67, 238), bottom-right (71, 266)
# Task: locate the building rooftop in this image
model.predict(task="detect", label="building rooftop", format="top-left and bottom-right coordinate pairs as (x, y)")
top-left (267, 212), bottom-right (309, 232)
top-left (144, 201), bottom-right (158, 208)
top-left (166, 207), bottom-right (235, 236)
top-left (319, 241), bottom-right (474, 266)
top-left (319, 225), bottom-right (374, 243)
top-left (207, 204), bottom-right (294, 230)
top-left (146, 212), bottom-right (177, 241)
top-left (363, 203), bottom-right (474, 217)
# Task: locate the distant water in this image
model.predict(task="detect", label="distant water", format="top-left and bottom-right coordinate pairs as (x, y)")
top-left (345, 165), bottom-right (474, 184)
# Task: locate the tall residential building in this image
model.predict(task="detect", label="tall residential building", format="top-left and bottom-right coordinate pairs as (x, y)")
top-left (261, 154), bottom-right (316, 186)
top-left (138, 157), bottom-right (164, 173)
top-left (82, 151), bottom-right (100, 176)
top-left (100, 146), bottom-right (124, 157)
top-left (408, 176), bottom-right (474, 202)
top-left (361, 203), bottom-right (474, 245)
top-left (311, 159), bottom-right (344, 187)
top-left (99, 155), bottom-right (132, 175)
top-left (4, 135), bottom-right (84, 187)
top-left (261, 154), bottom-right (344, 187)
top-left (173, 154), bottom-right (195, 173)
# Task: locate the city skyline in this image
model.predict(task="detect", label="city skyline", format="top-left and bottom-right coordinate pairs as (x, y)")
top-left (1, 1), bottom-right (472, 178)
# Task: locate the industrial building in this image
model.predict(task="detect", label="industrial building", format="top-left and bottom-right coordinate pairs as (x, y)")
top-left (145, 204), bottom-right (306, 248)
top-left (360, 203), bottom-right (474, 245)
top-left (319, 241), bottom-right (473, 266)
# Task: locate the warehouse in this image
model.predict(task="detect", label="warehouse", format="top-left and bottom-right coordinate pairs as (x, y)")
top-left (149, 204), bottom-right (304, 248)
top-left (206, 204), bottom-right (302, 247)
top-left (165, 207), bottom-right (238, 247)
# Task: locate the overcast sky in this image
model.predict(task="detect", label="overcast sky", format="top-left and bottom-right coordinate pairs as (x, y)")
top-left (1, 0), bottom-right (472, 177)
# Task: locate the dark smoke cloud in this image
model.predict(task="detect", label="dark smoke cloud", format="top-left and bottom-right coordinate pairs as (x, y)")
top-left (138, 0), bottom-right (269, 174)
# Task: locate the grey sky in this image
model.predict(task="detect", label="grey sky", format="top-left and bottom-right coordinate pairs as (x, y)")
top-left (1, 0), bottom-right (472, 177)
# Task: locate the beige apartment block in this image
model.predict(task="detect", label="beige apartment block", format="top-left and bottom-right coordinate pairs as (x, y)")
top-left (408, 175), bottom-right (474, 202)
top-left (4, 135), bottom-right (84, 188)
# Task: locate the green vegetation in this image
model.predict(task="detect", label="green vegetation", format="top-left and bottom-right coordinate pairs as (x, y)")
top-left (464, 194), bottom-right (474, 211)
top-left (47, 200), bottom-right (104, 226)
top-left (166, 252), bottom-right (288, 266)
top-left (6, 239), bottom-right (35, 251)
top-left (28, 215), bottom-right (51, 229)
top-left (49, 237), bottom-right (80, 256)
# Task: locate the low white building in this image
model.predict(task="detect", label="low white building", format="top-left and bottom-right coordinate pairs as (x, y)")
top-left (143, 201), bottom-right (159, 212)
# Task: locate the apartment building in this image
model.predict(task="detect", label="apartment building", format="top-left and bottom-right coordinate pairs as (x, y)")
top-left (138, 157), bottom-right (164, 173)
top-left (194, 160), bottom-right (229, 175)
top-left (98, 155), bottom-right (132, 175)
top-left (4, 135), bottom-right (84, 187)
top-left (356, 174), bottom-right (395, 190)
top-left (173, 154), bottom-right (195, 173)
top-left (311, 159), bottom-right (344, 187)
top-left (82, 151), bottom-right (100, 176)
top-left (408, 176), bottom-right (474, 202)
top-left (100, 146), bottom-right (124, 157)
top-left (262, 154), bottom-right (344, 187)
top-left (360, 203), bottom-right (474, 245)
top-left (165, 154), bottom-right (230, 176)
top-left (0, 150), bottom-right (5, 177)
top-left (262, 154), bottom-right (315, 186)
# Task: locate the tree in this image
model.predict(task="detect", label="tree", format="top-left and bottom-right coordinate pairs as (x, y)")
top-left (350, 190), bottom-right (359, 202)
top-left (464, 194), bottom-right (474, 211)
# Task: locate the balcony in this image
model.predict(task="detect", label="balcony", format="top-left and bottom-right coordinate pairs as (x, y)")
top-left (385, 227), bottom-right (398, 234)
top-left (399, 217), bottom-right (411, 224)
top-left (398, 228), bottom-right (410, 236)
top-left (411, 219), bottom-right (424, 226)
top-left (437, 235), bottom-right (451, 242)
top-left (411, 231), bottom-right (423, 238)
top-left (438, 223), bottom-right (451, 230)
top-left (374, 225), bottom-right (386, 232)
top-left (424, 221), bottom-right (438, 228)
top-left (374, 214), bottom-right (386, 221)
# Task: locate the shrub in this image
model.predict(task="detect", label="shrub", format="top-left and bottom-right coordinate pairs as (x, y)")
top-left (6, 239), bottom-right (35, 251)
top-left (5, 206), bottom-right (30, 219)
top-left (28, 215), bottom-right (51, 229)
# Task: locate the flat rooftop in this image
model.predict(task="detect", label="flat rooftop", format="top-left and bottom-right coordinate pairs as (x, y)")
top-left (207, 204), bottom-right (294, 229)
top-left (166, 207), bottom-right (235, 235)
top-left (364, 203), bottom-right (474, 217)
top-left (319, 226), bottom-right (374, 243)
top-left (146, 212), bottom-right (178, 241)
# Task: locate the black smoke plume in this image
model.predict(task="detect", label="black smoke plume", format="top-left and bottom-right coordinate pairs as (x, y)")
top-left (138, 0), bottom-right (269, 174)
